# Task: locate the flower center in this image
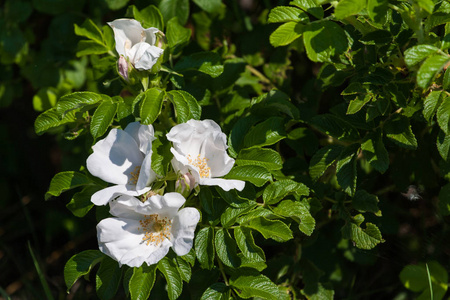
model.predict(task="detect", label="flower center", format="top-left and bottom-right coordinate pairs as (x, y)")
top-left (187, 154), bottom-right (211, 178)
top-left (138, 214), bottom-right (172, 246)
top-left (128, 166), bottom-right (141, 185)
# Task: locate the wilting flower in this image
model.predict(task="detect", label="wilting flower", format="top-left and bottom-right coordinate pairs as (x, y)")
top-left (108, 19), bottom-right (164, 71)
top-left (96, 192), bottom-right (200, 267)
top-left (87, 122), bottom-right (156, 205)
top-left (166, 119), bottom-right (245, 192)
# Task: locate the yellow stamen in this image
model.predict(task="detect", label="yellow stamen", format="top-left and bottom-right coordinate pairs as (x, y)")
top-left (129, 166), bottom-right (141, 185)
top-left (138, 214), bottom-right (172, 246)
top-left (187, 154), bottom-right (211, 178)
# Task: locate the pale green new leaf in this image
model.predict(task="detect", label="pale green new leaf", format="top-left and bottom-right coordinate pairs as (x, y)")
top-left (64, 250), bottom-right (104, 292)
top-left (269, 22), bottom-right (303, 47)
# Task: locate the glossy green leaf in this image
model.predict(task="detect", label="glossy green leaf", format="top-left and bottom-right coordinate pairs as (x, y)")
top-left (174, 90), bottom-right (201, 119)
top-left (236, 148), bottom-right (283, 170)
top-left (342, 220), bottom-right (383, 250)
top-left (64, 250), bottom-right (104, 292)
top-left (195, 227), bottom-right (215, 270)
top-left (45, 171), bottom-right (91, 200)
top-left (290, 0), bottom-right (324, 19)
top-left (159, 0), bottom-right (189, 25)
top-left (129, 265), bottom-right (157, 300)
top-left (201, 282), bottom-right (231, 300)
top-left (336, 144), bottom-right (359, 196)
top-left (174, 256), bottom-right (191, 282)
top-left (224, 165), bottom-right (272, 187)
top-left (215, 228), bottom-right (241, 268)
top-left (437, 95), bottom-right (450, 134)
top-left (66, 185), bottom-right (101, 217)
top-left (417, 54), bottom-right (450, 89)
top-left (229, 268), bottom-right (282, 300)
top-left (166, 17), bottom-right (191, 54)
top-left (234, 227), bottom-right (265, 263)
top-left (140, 88), bottom-right (165, 125)
top-left (303, 21), bottom-right (348, 62)
top-left (95, 256), bottom-right (122, 300)
top-left (242, 216), bottom-right (293, 242)
top-left (56, 92), bottom-right (107, 116)
top-left (423, 90), bottom-right (442, 122)
top-left (244, 117), bottom-right (286, 148)
top-left (269, 22), bottom-right (304, 47)
top-left (273, 200), bottom-right (316, 236)
top-left (151, 136), bottom-right (172, 177)
top-left (193, 0), bottom-right (222, 13)
top-left (309, 145), bottom-right (343, 180)
top-left (90, 101), bottom-right (118, 139)
top-left (158, 257), bottom-right (183, 300)
top-left (310, 114), bottom-right (360, 141)
top-left (268, 6), bottom-right (309, 23)
top-left (174, 52), bottom-right (224, 78)
top-left (168, 91), bottom-right (190, 123)
top-left (437, 130), bottom-right (450, 161)
top-left (129, 5), bottom-right (164, 30)
top-left (334, 0), bottom-right (366, 19)
top-left (404, 45), bottom-right (440, 67)
top-left (263, 179), bottom-right (309, 205)
top-left (384, 115), bottom-right (418, 150)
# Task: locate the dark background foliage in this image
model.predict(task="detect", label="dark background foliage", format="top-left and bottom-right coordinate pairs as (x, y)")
top-left (1, 0), bottom-right (450, 299)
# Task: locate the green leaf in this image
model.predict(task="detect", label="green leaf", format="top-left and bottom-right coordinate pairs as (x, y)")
top-left (201, 283), bottom-right (231, 300)
top-left (244, 117), bottom-right (286, 148)
top-left (95, 256), bottom-right (122, 300)
top-left (437, 95), bottom-right (450, 134)
top-left (74, 19), bottom-right (105, 45)
top-left (66, 185), bottom-right (101, 217)
top-left (290, 0), bottom-right (324, 19)
top-left (234, 227), bottom-right (265, 263)
top-left (76, 40), bottom-right (110, 56)
top-left (166, 17), bottom-right (191, 54)
top-left (416, 0), bottom-right (434, 14)
top-left (352, 190), bottom-right (380, 215)
top-left (159, 0), bottom-right (189, 25)
top-left (173, 256), bottom-right (191, 282)
top-left (173, 90), bottom-right (201, 119)
top-left (140, 88), bottom-right (165, 125)
top-left (64, 250), bottom-right (104, 292)
top-left (384, 115), bottom-right (418, 150)
top-left (417, 54), bottom-right (450, 89)
top-left (367, 0), bottom-right (388, 23)
top-left (221, 205), bottom-right (256, 228)
top-left (158, 257), bottom-right (183, 300)
top-left (336, 144), bottom-right (359, 196)
top-left (438, 183), bottom-right (450, 216)
top-left (334, 0), bottom-right (366, 19)
top-left (224, 165), bottom-right (272, 187)
top-left (310, 114), bottom-right (360, 141)
top-left (270, 22), bottom-right (304, 47)
top-left (193, 0), bottom-right (222, 13)
top-left (168, 91), bottom-right (190, 123)
top-left (90, 101), bottom-right (118, 139)
top-left (404, 45), bottom-right (440, 67)
top-left (242, 216), bottom-right (293, 242)
top-left (359, 30), bottom-right (392, 45)
top-left (309, 145), bottom-right (343, 180)
top-left (56, 92), bottom-right (106, 116)
top-left (342, 220), bottom-right (383, 249)
top-left (263, 179), bottom-right (309, 205)
top-left (215, 228), bottom-right (241, 268)
top-left (195, 227), bottom-right (215, 270)
top-left (273, 200), bottom-right (316, 236)
top-left (34, 109), bottom-right (68, 135)
top-left (236, 148), bottom-right (283, 170)
top-left (129, 5), bottom-right (164, 30)
top-left (129, 265), bottom-right (157, 300)
top-left (151, 136), bottom-right (172, 177)
top-left (361, 130), bottom-right (389, 173)
top-left (229, 268), bottom-right (282, 300)
top-left (105, 0), bottom-right (129, 10)
top-left (268, 6), bottom-right (309, 23)
top-left (303, 21), bottom-right (348, 62)
top-left (437, 130), bottom-right (450, 161)
top-left (423, 91), bottom-right (442, 122)
top-left (174, 52), bottom-right (224, 78)
top-left (45, 171), bottom-right (91, 200)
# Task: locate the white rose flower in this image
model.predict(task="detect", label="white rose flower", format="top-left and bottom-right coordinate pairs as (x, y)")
top-left (87, 122), bottom-right (157, 205)
top-left (166, 119), bottom-right (245, 192)
top-left (96, 192), bottom-right (200, 267)
top-left (108, 19), bottom-right (164, 71)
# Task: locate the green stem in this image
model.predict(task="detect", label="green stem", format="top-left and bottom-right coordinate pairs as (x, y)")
top-left (217, 254), bottom-right (229, 286)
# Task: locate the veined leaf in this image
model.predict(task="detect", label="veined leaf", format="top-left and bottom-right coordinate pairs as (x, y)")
top-left (417, 54), bottom-right (450, 89)
top-left (64, 250), bottom-right (104, 292)
top-left (270, 22), bottom-right (304, 47)
top-left (336, 144), bottom-right (359, 196)
top-left (90, 101), bottom-right (118, 139)
top-left (224, 165), bottom-right (272, 187)
top-left (404, 45), bottom-right (440, 67)
top-left (195, 227), bottom-right (215, 270)
top-left (342, 219), bottom-right (383, 249)
top-left (140, 88), bottom-right (165, 125)
top-left (309, 145), bottom-right (343, 180)
top-left (236, 148), bottom-right (283, 170)
top-left (263, 179), bottom-right (309, 205)
top-left (437, 130), bottom-right (450, 161)
top-left (423, 90), bottom-right (443, 122)
top-left (273, 200), bottom-right (316, 236)
top-left (384, 115), bottom-right (418, 150)
top-left (361, 130), bottom-right (389, 173)
top-left (352, 189), bottom-right (380, 215)
top-left (45, 171), bottom-right (92, 200)
top-left (229, 268), bottom-right (282, 300)
top-left (242, 216), bottom-right (293, 242)
top-left (244, 117), bottom-right (286, 148)
top-left (268, 6), bottom-right (309, 23)
top-left (129, 265), bottom-right (157, 300)
top-left (158, 257), bottom-right (183, 300)
top-left (95, 256), bottom-right (122, 300)
top-left (437, 95), bottom-right (450, 134)
top-left (66, 185), bottom-right (102, 218)
top-left (303, 21), bottom-right (348, 62)
top-left (215, 228), bottom-right (241, 268)
top-left (335, 0), bottom-right (366, 19)
top-left (290, 0), bottom-right (324, 19)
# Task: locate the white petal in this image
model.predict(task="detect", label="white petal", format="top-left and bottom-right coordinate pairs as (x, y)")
top-left (170, 148), bottom-right (201, 184)
top-left (121, 239), bottom-right (171, 267)
top-left (136, 193), bottom-right (186, 218)
top-left (124, 122), bottom-right (155, 154)
top-left (200, 178), bottom-right (245, 191)
top-left (129, 42), bottom-right (164, 70)
top-left (97, 217), bottom-right (143, 262)
top-left (91, 184), bottom-right (150, 206)
top-left (136, 152), bottom-right (157, 193)
top-left (143, 27), bottom-right (160, 45)
top-left (171, 208), bottom-right (200, 256)
top-left (108, 19), bottom-right (145, 57)
top-left (109, 194), bottom-right (147, 219)
top-left (86, 129), bottom-right (144, 185)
